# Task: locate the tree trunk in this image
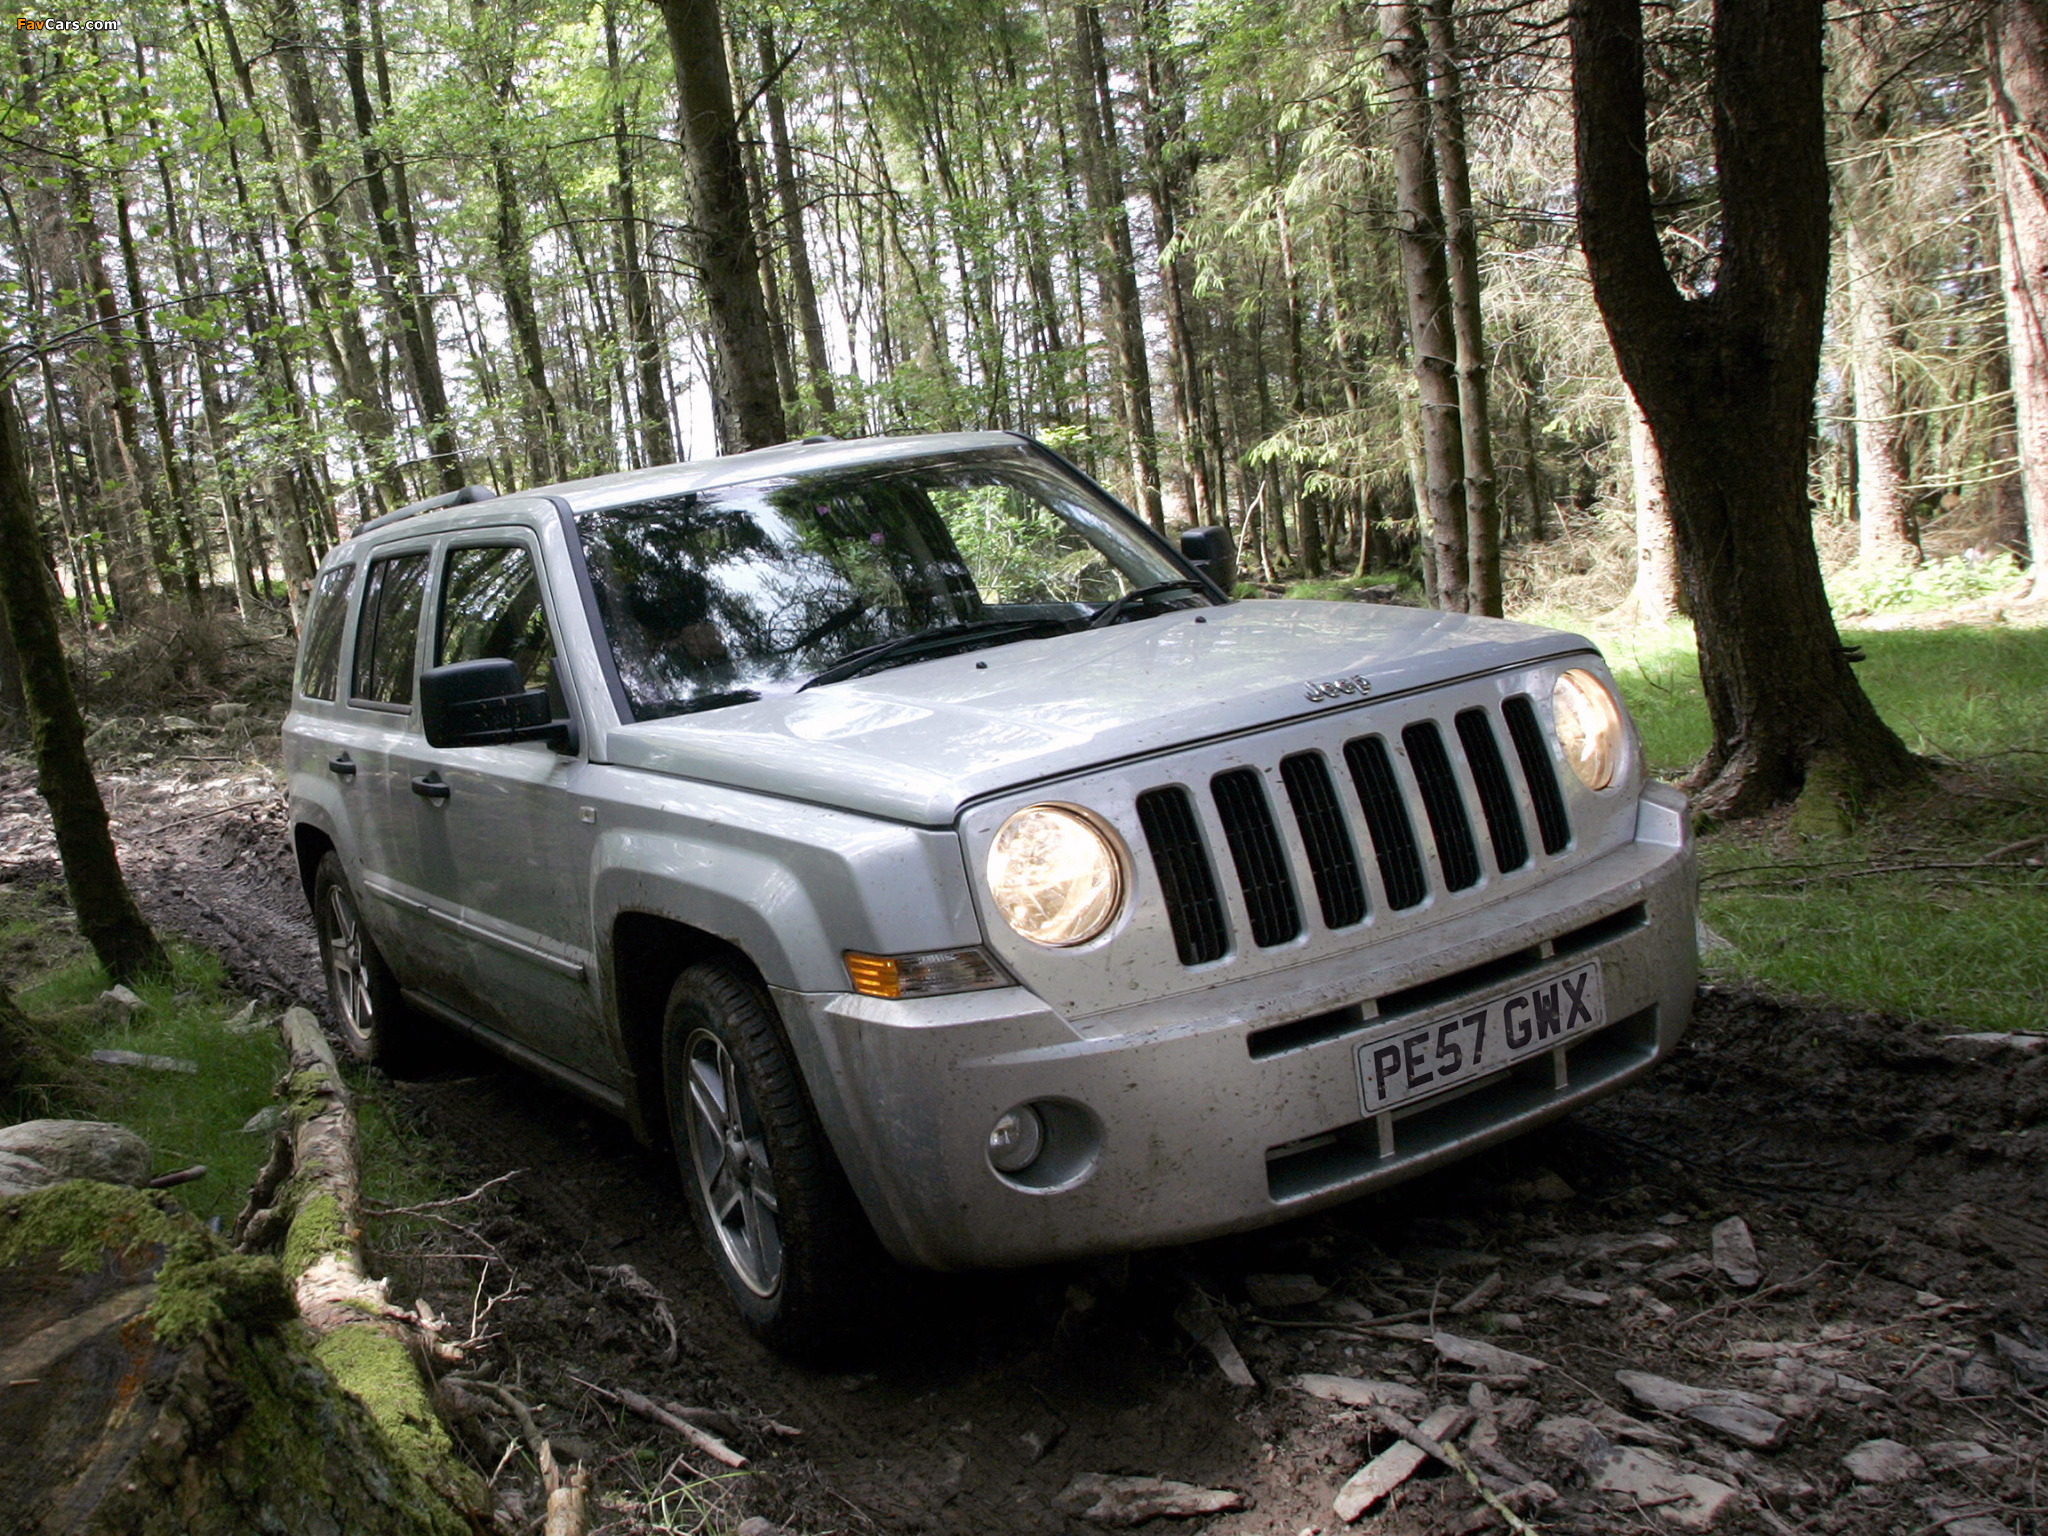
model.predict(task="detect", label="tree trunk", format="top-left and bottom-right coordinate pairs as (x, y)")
top-left (1843, 219), bottom-right (1917, 564)
top-left (1570, 0), bottom-right (1922, 817)
top-left (760, 22), bottom-right (838, 425)
top-left (1990, 0), bottom-right (2048, 587)
top-left (1423, 0), bottom-right (1501, 616)
top-left (0, 389), bottom-right (168, 983)
top-left (1380, 1), bottom-right (1468, 612)
top-left (1627, 392), bottom-right (1682, 620)
top-left (656, 0), bottom-right (789, 451)
top-left (1070, 2), bottom-right (1165, 530)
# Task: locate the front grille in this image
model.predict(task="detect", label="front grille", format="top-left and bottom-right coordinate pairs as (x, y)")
top-left (1212, 769), bottom-right (1302, 948)
top-left (1138, 696), bottom-right (1575, 968)
top-left (1136, 786), bottom-right (1229, 964)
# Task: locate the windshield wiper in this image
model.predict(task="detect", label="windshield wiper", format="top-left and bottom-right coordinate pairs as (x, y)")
top-left (799, 617), bottom-right (1070, 691)
top-left (1086, 579), bottom-right (1209, 629)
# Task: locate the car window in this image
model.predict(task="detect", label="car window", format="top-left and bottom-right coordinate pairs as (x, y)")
top-left (297, 563), bottom-right (355, 701)
top-left (437, 543), bottom-right (562, 709)
top-left (351, 550), bottom-right (430, 707)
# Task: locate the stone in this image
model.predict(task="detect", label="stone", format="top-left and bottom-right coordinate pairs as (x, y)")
top-left (90, 1049), bottom-right (199, 1074)
top-left (1293, 1375), bottom-right (1430, 1417)
top-left (1525, 1230), bottom-right (1678, 1261)
top-left (1615, 1370), bottom-right (1786, 1450)
top-left (0, 1120), bottom-right (152, 1186)
top-left (1587, 1445), bottom-right (1740, 1531)
top-left (1650, 1253), bottom-right (1716, 1284)
top-left (1922, 1440), bottom-right (1994, 1470)
top-left (1710, 1216), bottom-right (1761, 1288)
top-left (1432, 1331), bottom-right (1547, 1376)
top-left (1332, 1404), bottom-right (1470, 1522)
top-left (734, 1521), bottom-right (788, 1536)
top-left (1942, 1032), bottom-right (2047, 1055)
top-left (1054, 1474), bottom-right (1243, 1526)
top-left (0, 1150), bottom-right (59, 1199)
top-left (1584, 1402), bottom-right (1685, 1449)
top-left (95, 984), bottom-right (146, 1022)
top-left (207, 702), bottom-right (250, 723)
top-left (1245, 1273), bottom-right (1328, 1308)
top-left (1993, 1332), bottom-right (2048, 1386)
top-left (159, 715), bottom-right (205, 734)
top-left (1958, 1355), bottom-right (2009, 1397)
top-left (1533, 1415), bottom-right (1606, 1461)
top-left (1535, 1277), bottom-right (1611, 1308)
top-left (1842, 1438), bottom-right (1925, 1484)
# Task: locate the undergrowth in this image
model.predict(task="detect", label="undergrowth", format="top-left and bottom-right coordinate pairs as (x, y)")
top-left (1, 879), bottom-right (283, 1224)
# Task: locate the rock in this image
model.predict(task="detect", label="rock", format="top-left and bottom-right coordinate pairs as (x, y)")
top-left (1958, 1354), bottom-right (2009, 1397)
top-left (90, 1049), bottom-right (199, 1074)
top-left (1587, 1445), bottom-right (1741, 1531)
top-left (1615, 1370), bottom-right (1786, 1450)
top-left (1842, 1438), bottom-right (1925, 1484)
top-left (1695, 920), bottom-right (1735, 955)
top-left (159, 715), bottom-right (205, 734)
top-left (1922, 1440), bottom-right (1994, 1470)
top-left (1432, 1331), bottom-right (1547, 1376)
top-left (1584, 1402), bottom-right (1685, 1449)
top-left (1650, 1252), bottom-right (1716, 1284)
top-left (1054, 1475), bottom-right (1243, 1526)
top-left (1993, 1332), bottom-right (2048, 1386)
top-left (1528, 1170), bottom-right (1575, 1202)
top-left (95, 984), bottom-right (146, 1022)
top-left (1710, 1216), bottom-right (1761, 1288)
top-left (1525, 1230), bottom-right (1678, 1261)
top-left (207, 702), bottom-right (250, 723)
top-left (0, 1120), bottom-right (152, 1186)
top-left (734, 1521), bottom-right (788, 1536)
top-left (1332, 1404), bottom-right (1471, 1521)
top-left (1656, 1211), bottom-right (1692, 1226)
top-left (1942, 1032), bottom-right (2047, 1055)
top-left (1294, 1375), bottom-right (1431, 1417)
top-left (1174, 1289), bottom-right (1256, 1387)
top-left (0, 1151), bottom-right (59, 1199)
top-left (1245, 1273), bottom-right (1328, 1308)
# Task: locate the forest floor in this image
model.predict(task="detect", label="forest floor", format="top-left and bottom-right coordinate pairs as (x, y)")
top-left (4, 606), bottom-right (2047, 1536)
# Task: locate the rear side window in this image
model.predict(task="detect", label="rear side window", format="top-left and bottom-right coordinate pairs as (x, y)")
top-left (351, 551), bottom-right (430, 707)
top-left (296, 563), bottom-right (355, 701)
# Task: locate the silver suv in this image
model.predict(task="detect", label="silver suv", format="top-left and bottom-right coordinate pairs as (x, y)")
top-left (285, 431), bottom-right (1696, 1348)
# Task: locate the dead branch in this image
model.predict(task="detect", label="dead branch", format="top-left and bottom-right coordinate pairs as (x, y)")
top-left (574, 1377), bottom-right (749, 1469)
top-left (1368, 1407), bottom-right (1543, 1536)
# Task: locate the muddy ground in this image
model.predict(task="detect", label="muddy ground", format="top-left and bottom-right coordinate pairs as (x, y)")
top-left (4, 754), bottom-right (2046, 1536)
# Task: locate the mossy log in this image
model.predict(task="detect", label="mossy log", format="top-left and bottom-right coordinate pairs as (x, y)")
top-left (235, 1006), bottom-right (492, 1521)
top-left (0, 1181), bottom-right (474, 1534)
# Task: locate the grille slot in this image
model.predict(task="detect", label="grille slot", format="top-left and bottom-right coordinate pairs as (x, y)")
top-left (1402, 721), bottom-right (1481, 891)
top-left (1137, 786), bottom-right (1230, 965)
top-left (1456, 708), bottom-right (1530, 873)
top-left (1344, 736), bottom-right (1429, 910)
top-left (1502, 695), bottom-right (1571, 854)
top-left (1211, 769), bottom-right (1302, 947)
top-left (1280, 752), bottom-right (1368, 929)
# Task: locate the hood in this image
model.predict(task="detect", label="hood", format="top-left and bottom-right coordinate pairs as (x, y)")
top-left (602, 600), bottom-right (1594, 826)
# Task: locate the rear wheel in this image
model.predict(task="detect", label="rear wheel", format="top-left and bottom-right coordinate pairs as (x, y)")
top-left (311, 851), bottom-right (429, 1070)
top-left (661, 963), bottom-right (882, 1353)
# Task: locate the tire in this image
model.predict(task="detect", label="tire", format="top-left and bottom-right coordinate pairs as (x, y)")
top-left (661, 963), bottom-right (882, 1353)
top-left (311, 850), bottom-right (430, 1071)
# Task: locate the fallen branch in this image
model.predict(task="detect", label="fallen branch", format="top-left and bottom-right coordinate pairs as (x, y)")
top-left (576, 1377), bottom-right (748, 1468)
top-left (1368, 1408), bottom-right (1544, 1536)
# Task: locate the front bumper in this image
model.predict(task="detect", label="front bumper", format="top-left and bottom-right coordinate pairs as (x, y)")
top-left (776, 785), bottom-right (1697, 1270)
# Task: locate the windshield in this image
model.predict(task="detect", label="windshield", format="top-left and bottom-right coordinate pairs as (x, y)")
top-left (577, 447), bottom-right (1196, 720)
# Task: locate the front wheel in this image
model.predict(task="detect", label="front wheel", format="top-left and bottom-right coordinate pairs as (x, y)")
top-left (661, 963), bottom-right (882, 1353)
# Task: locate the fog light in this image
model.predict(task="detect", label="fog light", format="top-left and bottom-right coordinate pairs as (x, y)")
top-left (988, 1105), bottom-right (1046, 1173)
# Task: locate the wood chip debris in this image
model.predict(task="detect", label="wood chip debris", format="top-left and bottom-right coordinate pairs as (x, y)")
top-left (1333, 1403), bottom-right (1473, 1522)
top-left (1432, 1331), bottom-right (1548, 1377)
top-left (1449, 1270), bottom-right (1504, 1314)
top-left (1174, 1287), bottom-right (1257, 1387)
top-left (1053, 1474), bottom-right (1243, 1526)
top-left (1293, 1374), bottom-right (1430, 1416)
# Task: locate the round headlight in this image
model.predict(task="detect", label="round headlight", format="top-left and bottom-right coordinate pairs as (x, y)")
top-left (987, 805), bottom-right (1125, 947)
top-left (1552, 668), bottom-right (1625, 791)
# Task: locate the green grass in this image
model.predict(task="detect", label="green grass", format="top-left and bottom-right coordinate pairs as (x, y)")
top-left (1281, 569), bottom-right (1424, 604)
top-left (3, 885), bottom-right (284, 1224)
top-left (1579, 617), bottom-right (2048, 1035)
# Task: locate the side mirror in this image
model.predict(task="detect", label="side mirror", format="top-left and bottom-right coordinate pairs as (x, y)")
top-left (1180, 525), bottom-right (1237, 595)
top-left (419, 659), bottom-right (576, 752)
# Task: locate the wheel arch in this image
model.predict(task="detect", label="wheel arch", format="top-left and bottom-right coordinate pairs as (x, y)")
top-left (609, 911), bottom-right (770, 1150)
top-left (293, 822), bottom-right (336, 906)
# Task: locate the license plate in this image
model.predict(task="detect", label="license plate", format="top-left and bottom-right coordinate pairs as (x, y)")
top-left (1355, 962), bottom-right (1606, 1115)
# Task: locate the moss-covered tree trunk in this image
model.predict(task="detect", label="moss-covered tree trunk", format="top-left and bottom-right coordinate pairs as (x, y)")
top-left (0, 388), bottom-right (168, 984)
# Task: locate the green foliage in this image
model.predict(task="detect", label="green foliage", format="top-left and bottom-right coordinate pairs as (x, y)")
top-left (2, 883), bottom-right (284, 1223)
top-left (1826, 553), bottom-right (2028, 616)
top-left (1282, 569), bottom-right (1421, 604)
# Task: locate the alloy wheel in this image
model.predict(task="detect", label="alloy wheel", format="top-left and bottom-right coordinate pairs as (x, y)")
top-left (682, 1028), bottom-right (783, 1297)
top-left (323, 884), bottom-right (373, 1053)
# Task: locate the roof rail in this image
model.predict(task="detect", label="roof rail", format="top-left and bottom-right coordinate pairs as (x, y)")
top-left (357, 482), bottom-right (498, 534)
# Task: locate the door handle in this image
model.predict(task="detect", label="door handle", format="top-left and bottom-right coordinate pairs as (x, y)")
top-left (410, 772), bottom-right (450, 801)
top-left (327, 754), bottom-right (356, 778)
